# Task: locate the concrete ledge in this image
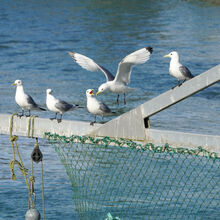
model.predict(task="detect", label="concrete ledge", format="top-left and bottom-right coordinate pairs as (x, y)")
top-left (0, 114), bottom-right (219, 156)
top-left (145, 128), bottom-right (220, 154)
top-left (0, 114), bottom-right (102, 138)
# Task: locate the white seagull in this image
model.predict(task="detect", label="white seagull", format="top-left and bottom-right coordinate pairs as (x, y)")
top-left (69, 46), bottom-right (153, 105)
top-left (12, 79), bottom-right (46, 117)
top-left (164, 51), bottom-right (194, 89)
top-left (86, 89), bottom-right (114, 125)
top-left (46, 88), bottom-right (80, 123)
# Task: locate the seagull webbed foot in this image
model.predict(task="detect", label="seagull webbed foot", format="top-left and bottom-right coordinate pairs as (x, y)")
top-left (57, 119), bottom-right (62, 123)
top-left (90, 121), bottom-right (96, 126)
top-left (18, 113), bottom-right (24, 118)
top-left (18, 110), bottom-right (24, 118)
top-left (50, 113), bottom-right (57, 121)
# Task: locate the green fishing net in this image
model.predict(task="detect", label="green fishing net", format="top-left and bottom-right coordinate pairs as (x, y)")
top-left (45, 132), bottom-right (220, 220)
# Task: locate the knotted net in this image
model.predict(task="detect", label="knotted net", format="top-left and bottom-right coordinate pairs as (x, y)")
top-left (45, 132), bottom-right (220, 220)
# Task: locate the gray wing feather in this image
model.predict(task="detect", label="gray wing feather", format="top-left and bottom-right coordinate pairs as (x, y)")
top-left (55, 100), bottom-right (73, 112)
top-left (68, 51), bottom-right (114, 82)
top-left (179, 66), bottom-right (194, 79)
top-left (99, 102), bottom-right (111, 114)
top-left (27, 95), bottom-right (38, 108)
top-left (99, 65), bottom-right (115, 81)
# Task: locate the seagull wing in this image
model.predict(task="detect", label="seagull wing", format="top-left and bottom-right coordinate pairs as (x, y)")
top-left (26, 94), bottom-right (38, 108)
top-left (114, 47), bottom-right (153, 85)
top-left (55, 100), bottom-right (73, 112)
top-left (179, 66), bottom-right (194, 79)
top-left (68, 51), bottom-right (115, 82)
top-left (99, 102), bottom-right (111, 114)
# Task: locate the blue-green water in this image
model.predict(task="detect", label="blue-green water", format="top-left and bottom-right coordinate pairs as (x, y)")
top-left (0, 0), bottom-right (220, 219)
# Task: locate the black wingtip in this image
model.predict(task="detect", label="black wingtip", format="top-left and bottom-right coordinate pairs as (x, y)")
top-left (146, 46), bottom-right (153, 54)
top-left (68, 51), bottom-right (76, 59)
top-left (40, 107), bottom-right (46, 111)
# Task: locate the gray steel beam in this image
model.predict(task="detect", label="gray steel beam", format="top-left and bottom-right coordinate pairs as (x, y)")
top-left (94, 64), bottom-right (220, 140)
top-left (141, 64), bottom-right (220, 118)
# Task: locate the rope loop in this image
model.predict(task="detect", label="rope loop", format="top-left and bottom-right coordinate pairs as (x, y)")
top-left (9, 135), bottom-right (18, 142)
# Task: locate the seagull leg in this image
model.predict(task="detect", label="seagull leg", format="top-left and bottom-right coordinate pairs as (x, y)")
top-left (25, 110), bottom-right (31, 117)
top-left (90, 115), bottom-right (96, 126)
top-left (116, 94), bottom-right (120, 105)
top-left (172, 84), bottom-right (177, 89)
top-left (18, 110), bottom-right (24, 118)
top-left (178, 80), bottom-right (182, 87)
top-left (172, 80), bottom-right (180, 89)
top-left (124, 93), bottom-right (126, 105)
top-left (57, 114), bottom-right (62, 123)
top-left (50, 113), bottom-right (57, 120)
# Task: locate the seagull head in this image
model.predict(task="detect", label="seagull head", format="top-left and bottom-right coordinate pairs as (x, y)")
top-left (12, 79), bottom-right (22, 86)
top-left (96, 83), bottom-right (110, 95)
top-left (164, 51), bottom-right (179, 61)
top-left (86, 89), bottom-right (94, 97)
top-left (46, 88), bottom-right (53, 94)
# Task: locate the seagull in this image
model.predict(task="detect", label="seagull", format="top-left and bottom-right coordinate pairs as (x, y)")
top-left (164, 51), bottom-right (194, 89)
top-left (86, 89), bottom-right (114, 125)
top-left (69, 46), bottom-right (153, 105)
top-left (12, 79), bottom-right (46, 117)
top-left (46, 89), bottom-right (80, 123)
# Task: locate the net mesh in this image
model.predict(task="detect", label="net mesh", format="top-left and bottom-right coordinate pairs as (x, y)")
top-left (45, 132), bottom-right (220, 220)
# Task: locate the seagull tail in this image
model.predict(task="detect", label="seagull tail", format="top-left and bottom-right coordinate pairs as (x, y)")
top-left (74, 104), bottom-right (84, 109)
top-left (39, 107), bottom-right (46, 111)
top-left (110, 111), bottom-right (116, 115)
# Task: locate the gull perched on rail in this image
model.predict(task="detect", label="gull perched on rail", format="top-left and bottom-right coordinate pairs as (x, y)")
top-left (86, 89), bottom-right (114, 125)
top-left (164, 51), bottom-right (194, 89)
top-left (69, 46), bottom-right (153, 105)
top-left (12, 79), bottom-right (46, 117)
top-left (46, 89), bottom-right (80, 123)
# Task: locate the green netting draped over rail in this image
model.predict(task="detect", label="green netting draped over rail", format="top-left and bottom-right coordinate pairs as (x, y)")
top-left (45, 132), bottom-right (220, 220)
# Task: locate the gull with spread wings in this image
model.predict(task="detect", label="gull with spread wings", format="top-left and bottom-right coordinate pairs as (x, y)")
top-left (69, 46), bottom-right (153, 105)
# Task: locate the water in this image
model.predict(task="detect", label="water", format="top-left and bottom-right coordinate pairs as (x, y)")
top-left (0, 0), bottom-right (219, 219)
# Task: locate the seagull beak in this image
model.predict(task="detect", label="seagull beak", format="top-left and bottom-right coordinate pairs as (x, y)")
top-left (164, 54), bottom-right (169, 58)
top-left (96, 91), bottom-right (101, 95)
top-left (11, 83), bottom-right (16, 86)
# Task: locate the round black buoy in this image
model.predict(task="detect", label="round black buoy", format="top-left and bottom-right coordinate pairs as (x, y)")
top-left (31, 139), bottom-right (43, 163)
top-left (25, 208), bottom-right (41, 220)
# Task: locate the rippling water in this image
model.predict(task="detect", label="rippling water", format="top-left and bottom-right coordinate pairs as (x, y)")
top-left (0, 0), bottom-right (220, 219)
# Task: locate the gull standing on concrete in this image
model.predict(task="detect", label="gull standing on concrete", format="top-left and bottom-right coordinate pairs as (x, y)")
top-left (46, 89), bottom-right (80, 123)
top-left (69, 46), bottom-right (153, 105)
top-left (164, 51), bottom-right (194, 89)
top-left (12, 79), bottom-right (46, 117)
top-left (86, 89), bottom-right (114, 125)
